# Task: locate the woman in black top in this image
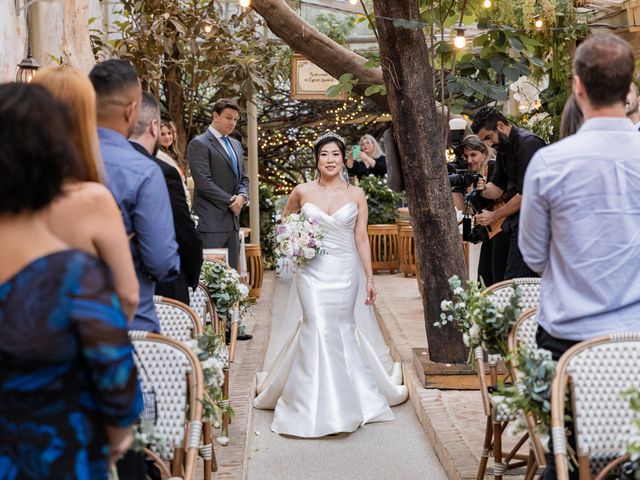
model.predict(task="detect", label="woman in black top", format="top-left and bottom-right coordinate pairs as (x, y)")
top-left (453, 135), bottom-right (507, 286)
top-left (346, 134), bottom-right (387, 178)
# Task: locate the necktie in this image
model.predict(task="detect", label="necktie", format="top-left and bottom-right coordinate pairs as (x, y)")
top-left (222, 135), bottom-right (239, 177)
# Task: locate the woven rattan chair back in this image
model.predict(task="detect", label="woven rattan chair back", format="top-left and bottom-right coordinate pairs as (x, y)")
top-left (551, 333), bottom-right (640, 480)
top-left (129, 331), bottom-right (204, 480)
top-left (154, 296), bottom-right (203, 342)
top-left (189, 283), bottom-right (218, 328)
top-left (485, 277), bottom-right (541, 310)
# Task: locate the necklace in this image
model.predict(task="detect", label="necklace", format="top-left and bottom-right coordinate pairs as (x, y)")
top-left (317, 179), bottom-right (347, 196)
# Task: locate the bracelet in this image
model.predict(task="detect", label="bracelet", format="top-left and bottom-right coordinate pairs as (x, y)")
top-left (366, 279), bottom-right (375, 284)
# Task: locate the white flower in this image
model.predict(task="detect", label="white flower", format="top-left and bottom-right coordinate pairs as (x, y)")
top-left (440, 300), bottom-right (452, 311)
top-left (469, 323), bottom-right (480, 341)
top-left (239, 284), bottom-right (249, 296)
top-left (453, 287), bottom-right (464, 296)
top-left (303, 248), bottom-right (315, 259)
top-left (462, 333), bottom-right (470, 347)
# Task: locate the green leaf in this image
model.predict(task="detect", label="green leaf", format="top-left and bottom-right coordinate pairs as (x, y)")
top-left (503, 66), bottom-right (521, 82)
top-left (363, 59), bottom-right (380, 69)
top-left (326, 84), bottom-right (342, 98)
top-left (529, 56), bottom-right (545, 67)
top-left (338, 73), bottom-right (354, 82)
top-left (508, 36), bottom-right (524, 52)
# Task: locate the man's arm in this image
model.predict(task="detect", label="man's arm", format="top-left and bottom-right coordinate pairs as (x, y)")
top-left (163, 166), bottom-right (203, 288)
top-left (517, 136), bottom-right (546, 194)
top-left (234, 141), bottom-right (250, 200)
top-left (518, 152), bottom-right (550, 274)
top-left (187, 138), bottom-right (234, 208)
top-left (133, 166), bottom-right (180, 281)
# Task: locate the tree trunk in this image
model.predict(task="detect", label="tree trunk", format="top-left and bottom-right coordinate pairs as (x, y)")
top-left (251, 0), bottom-right (388, 110)
top-left (371, 0), bottom-right (467, 363)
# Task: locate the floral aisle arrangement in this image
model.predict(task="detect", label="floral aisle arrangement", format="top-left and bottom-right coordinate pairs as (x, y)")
top-left (275, 214), bottom-right (325, 266)
top-left (436, 275), bottom-right (521, 359)
top-left (495, 346), bottom-right (557, 436)
top-left (200, 259), bottom-right (252, 333)
top-left (186, 327), bottom-right (231, 424)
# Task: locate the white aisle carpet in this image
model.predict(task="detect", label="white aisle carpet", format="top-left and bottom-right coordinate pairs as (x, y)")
top-left (246, 275), bottom-right (448, 480)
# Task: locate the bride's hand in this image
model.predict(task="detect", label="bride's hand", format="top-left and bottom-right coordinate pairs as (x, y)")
top-left (365, 281), bottom-right (377, 305)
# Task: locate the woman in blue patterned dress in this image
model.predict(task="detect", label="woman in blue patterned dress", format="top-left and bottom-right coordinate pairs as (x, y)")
top-left (0, 83), bottom-right (142, 479)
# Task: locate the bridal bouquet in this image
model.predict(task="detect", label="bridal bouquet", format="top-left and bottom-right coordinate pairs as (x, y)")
top-left (275, 214), bottom-right (325, 265)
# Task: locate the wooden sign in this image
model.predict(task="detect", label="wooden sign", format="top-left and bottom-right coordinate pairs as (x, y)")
top-left (290, 55), bottom-right (345, 100)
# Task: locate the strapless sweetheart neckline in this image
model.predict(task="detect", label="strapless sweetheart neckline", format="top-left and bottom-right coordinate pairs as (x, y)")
top-left (301, 201), bottom-right (356, 217)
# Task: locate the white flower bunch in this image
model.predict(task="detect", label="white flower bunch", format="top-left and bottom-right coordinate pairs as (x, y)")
top-left (275, 214), bottom-right (325, 265)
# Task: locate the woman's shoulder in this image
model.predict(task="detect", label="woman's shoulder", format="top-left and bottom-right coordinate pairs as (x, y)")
top-left (349, 185), bottom-right (366, 201)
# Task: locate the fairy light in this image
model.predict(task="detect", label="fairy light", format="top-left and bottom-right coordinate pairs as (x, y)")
top-left (453, 28), bottom-right (466, 49)
top-left (534, 16), bottom-right (543, 29)
top-left (202, 21), bottom-right (212, 33)
top-left (349, 0), bottom-right (358, 4)
top-left (239, 0), bottom-right (251, 7)
top-left (483, 0), bottom-right (492, 8)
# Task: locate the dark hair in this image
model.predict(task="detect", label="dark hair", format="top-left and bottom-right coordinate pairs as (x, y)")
top-left (89, 59), bottom-right (139, 98)
top-left (212, 98), bottom-right (240, 115)
top-left (559, 95), bottom-right (584, 139)
top-left (312, 133), bottom-right (346, 167)
top-left (0, 83), bottom-right (78, 214)
top-left (471, 106), bottom-right (509, 134)
top-left (131, 92), bottom-right (159, 137)
top-left (573, 33), bottom-right (635, 108)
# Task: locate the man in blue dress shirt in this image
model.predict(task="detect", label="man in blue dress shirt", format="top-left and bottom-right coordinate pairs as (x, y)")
top-left (521, 33), bottom-right (640, 353)
top-left (89, 60), bottom-right (180, 333)
top-left (520, 34), bottom-right (640, 479)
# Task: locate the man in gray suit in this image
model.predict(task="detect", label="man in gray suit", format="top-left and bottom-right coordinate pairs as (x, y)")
top-left (187, 98), bottom-right (249, 270)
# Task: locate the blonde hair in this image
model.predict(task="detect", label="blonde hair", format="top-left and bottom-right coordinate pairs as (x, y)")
top-left (360, 134), bottom-right (385, 159)
top-left (33, 65), bottom-right (104, 183)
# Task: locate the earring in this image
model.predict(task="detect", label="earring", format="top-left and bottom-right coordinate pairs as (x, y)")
top-left (341, 165), bottom-right (349, 184)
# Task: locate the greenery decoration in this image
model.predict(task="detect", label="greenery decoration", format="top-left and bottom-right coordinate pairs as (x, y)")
top-left (359, 174), bottom-right (401, 225)
top-left (496, 346), bottom-right (557, 435)
top-left (200, 260), bottom-right (252, 319)
top-left (186, 327), bottom-right (233, 425)
top-left (624, 387), bottom-right (640, 470)
top-left (436, 275), bottom-right (521, 358)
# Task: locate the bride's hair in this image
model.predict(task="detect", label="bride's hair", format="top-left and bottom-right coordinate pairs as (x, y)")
top-left (313, 132), bottom-right (346, 165)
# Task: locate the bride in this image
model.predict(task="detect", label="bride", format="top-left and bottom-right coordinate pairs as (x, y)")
top-left (253, 132), bottom-right (408, 438)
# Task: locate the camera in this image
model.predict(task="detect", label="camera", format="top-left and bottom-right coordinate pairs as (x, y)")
top-left (462, 216), bottom-right (489, 244)
top-left (448, 117), bottom-right (467, 171)
top-left (448, 169), bottom-right (481, 194)
top-left (463, 188), bottom-right (494, 214)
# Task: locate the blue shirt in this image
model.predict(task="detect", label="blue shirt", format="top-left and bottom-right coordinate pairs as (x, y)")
top-left (98, 128), bottom-right (180, 332)
top-left (520, 117), bottom-right (640, 340)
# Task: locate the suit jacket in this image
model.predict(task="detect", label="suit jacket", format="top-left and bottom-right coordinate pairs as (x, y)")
top-left (130, 141), bottom-right (203, 304)
top-left (187, 129), bottom-right (249, 233)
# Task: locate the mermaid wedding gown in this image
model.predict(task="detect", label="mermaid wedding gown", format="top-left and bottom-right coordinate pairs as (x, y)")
top-left (254, 201), bottom-right (408, 437)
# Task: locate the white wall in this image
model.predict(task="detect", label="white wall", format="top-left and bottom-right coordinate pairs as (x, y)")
top-left (0, 0), bottom-right (27, 82)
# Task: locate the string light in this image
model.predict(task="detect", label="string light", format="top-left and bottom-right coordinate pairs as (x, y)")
top-left (533, 16), bottom-right (543, 29)
top-left (482, 0), bottom-right (492, 8)
top-left (453, 28), bottom-right (466, 49)
top-left (349, 0), bottom-right (358, 4)
top-left (239, 0), bottom-right (250, 7)
top-left (202, 21), bottom-right (212, 33)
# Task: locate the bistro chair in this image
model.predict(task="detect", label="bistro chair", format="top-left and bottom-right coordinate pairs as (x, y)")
top-left (476, 277), bottom-right (541, 480)
top-left (129, 331), bottom-right (205, 480)
top-left (153, 296), bottom-right (203, 342)
top-left (551, 332), bottom-right (640, 480)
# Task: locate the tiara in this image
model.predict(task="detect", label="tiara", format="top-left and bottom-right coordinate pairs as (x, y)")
top-left (313, 132), bottom-right (345, 147)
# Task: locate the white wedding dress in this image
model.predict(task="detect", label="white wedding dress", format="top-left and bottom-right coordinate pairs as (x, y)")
top-left (254, 201), bottom-right (408, 437)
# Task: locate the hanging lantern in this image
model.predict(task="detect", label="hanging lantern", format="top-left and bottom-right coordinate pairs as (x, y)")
top-left (16, 46), bottom-right (40, 83)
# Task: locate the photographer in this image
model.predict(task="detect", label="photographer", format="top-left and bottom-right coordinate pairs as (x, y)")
top-left (471, 107), bottom-right (545, 279)
top-left (451, 135), bottom-right (507, 285)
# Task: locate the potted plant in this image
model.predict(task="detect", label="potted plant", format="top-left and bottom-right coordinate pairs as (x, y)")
top-left (359, 175), bottom-right (401, 273)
